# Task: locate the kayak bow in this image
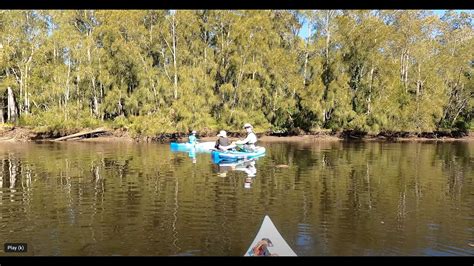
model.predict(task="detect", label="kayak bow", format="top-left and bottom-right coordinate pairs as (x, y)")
top-left (245, 215), bottom-right (297, 256)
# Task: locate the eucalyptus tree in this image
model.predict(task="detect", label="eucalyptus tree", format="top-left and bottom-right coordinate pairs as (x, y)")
top-left (0, 10), bottom-right (471, 136)
top-left (437, 11), bottom-right (473, 131)
top-left (1, 11), bottom-right (48, 121)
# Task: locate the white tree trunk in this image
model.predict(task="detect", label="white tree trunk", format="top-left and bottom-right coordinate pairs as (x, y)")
top-left (65, 61), bottom-right (71, 108)
top-left (7, 87), bottom-right (19, 123)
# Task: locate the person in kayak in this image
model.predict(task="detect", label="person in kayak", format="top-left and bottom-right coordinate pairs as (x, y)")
top-left (250, 238), bottom-right (275, 256)
top-left (188, 130), bottom-right (198, 144)
top-left (227, 123), bottom-right (257, 152)
top-left (215, 130), bottom-right (230, 150)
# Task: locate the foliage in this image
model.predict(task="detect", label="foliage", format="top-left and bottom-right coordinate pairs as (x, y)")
top-left (0, 10), bottom-right (472, 136)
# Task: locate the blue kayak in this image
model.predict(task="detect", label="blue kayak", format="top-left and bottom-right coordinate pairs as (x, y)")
top-left (211, 147), bottom-right (266, 162)
top-left (170, 142), bottom-right (215, 153)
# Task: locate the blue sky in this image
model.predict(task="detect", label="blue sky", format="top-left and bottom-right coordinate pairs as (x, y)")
top-left (298, 10), bottom-right (473, 39)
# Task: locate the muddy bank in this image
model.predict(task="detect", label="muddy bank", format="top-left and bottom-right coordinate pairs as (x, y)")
top-left (0, 126), bottom-right (133, 143)
top-left (0, 126), bottom-right (36, 142)
top-left (0, 126), bottom-right (472, 143)
top-left (175, 130), bottom-right (473, 143)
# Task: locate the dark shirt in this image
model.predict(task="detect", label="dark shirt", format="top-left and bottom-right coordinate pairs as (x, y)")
top-left (215, 137), bottom-right (230, 149)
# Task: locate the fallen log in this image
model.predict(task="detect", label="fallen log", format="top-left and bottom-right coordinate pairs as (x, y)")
top-left (54, 128), bottom-right (109, 141)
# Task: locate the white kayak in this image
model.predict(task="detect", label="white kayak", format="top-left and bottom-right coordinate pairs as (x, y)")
top-left (244, 215), bottom-right (297, 256)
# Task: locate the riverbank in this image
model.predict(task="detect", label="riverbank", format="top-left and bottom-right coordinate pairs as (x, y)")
top-left (0, 125), bottom-right (472, 143)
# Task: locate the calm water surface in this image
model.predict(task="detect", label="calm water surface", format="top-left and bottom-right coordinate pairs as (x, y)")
top-left (0, 140), bottom-right (472, 256)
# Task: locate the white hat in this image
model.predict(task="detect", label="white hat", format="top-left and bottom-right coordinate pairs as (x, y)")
top-left (243, 123), bottom-right (253, 129)
top-left (192, 130), bottom-right (197, 134)
top-left (217, 130), bottom-right (227, 137)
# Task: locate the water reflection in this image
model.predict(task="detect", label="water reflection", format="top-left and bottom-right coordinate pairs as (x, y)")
top-left (213, 159), bottom-right (258, 188)
top-left (188, 149), bottom-right (197, 164)
top-left (170, 143), bottom-right (208, 164)
top-left (0, 141), bottom-right (472, 256)
top-left (170, 145), bottom-right (199, 164)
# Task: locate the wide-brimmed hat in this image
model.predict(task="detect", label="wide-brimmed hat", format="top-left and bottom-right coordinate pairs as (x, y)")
top-left (191, 130), bottom-right (197, 134)
top-left (217, 130), bottom-right (227, 137)
top-left (243, 123), bottom-right (253, 129)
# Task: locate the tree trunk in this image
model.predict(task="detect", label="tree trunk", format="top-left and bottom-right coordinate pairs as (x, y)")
top-left (0, 105), bottom-right (4, 123)
top-left (92, 77), bottom-right (99, 117)
top-left (404, 51), bottom-right (409, 91)
top-left (416, 64), bottom-right (421, 98)
top-left (93, 96), bottom-right (99, 117)
top-left (65, 61), bottom-right (71, 108)
top-left (76, 74), bottom-right (80, 107)
top-left (367, 67), bottom-right (374, 115)
top-left (252, 54), bottom-right (256, 80)
top-left (24, 66), bottom-right (30, 114)
top-left (172, 13), bottom-right (178, 99)
top-left (303, 16), bottom-right (312, 87)
top-left (325, 11), bottom-right (331, 65)
top-left (400, 49), bottom-right (409, 92)
top-left (322, 11), bottom-right (333, 123)
top-left (19, 69), bottom-right (23, 113)
top-left (303, 52), bottom-right (309, 86)
top-left (7, 87), bottom-right (19, 123)
top-left (23, 54), bottom-right (33, 114)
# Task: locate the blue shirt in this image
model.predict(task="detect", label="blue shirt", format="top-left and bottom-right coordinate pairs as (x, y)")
top-left (188, 135), bottom-right (197, 144)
